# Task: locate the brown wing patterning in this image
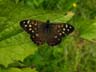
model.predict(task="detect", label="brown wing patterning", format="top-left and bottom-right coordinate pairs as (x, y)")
top-left (47, 23), bottom-right (74, 46)
top-left (20, 20), bottom-right (45, 45)
top-left (20, 20), bottom-right (74, 46)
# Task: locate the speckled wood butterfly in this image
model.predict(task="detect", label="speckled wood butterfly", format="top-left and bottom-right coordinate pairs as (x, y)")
top-left (20, 20), bottom-right (74, 46)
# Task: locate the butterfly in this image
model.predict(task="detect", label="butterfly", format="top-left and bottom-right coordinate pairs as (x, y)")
top-left (20, 20), bottom-right (74, 46)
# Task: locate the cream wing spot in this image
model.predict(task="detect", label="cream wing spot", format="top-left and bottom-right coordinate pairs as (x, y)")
top-left (29, 28), bottom-right (32, 31)
top-left (32, 35), bottom-right (35, 38)
top-left (23, 21), bottom-right (26, 24)
top-left (59, 33), bottom-right (62, 36)
top-left (57, 30), bottom-right (60, 32)
top-left (58, 38), bottom-right (60, 41)
top-left (61, 25), bottom-right (64, 27)
top-left (32, 30), bottom-right (34, 33)
top-left (65, 24), bottom-right (68, 28)
top-left (27, 20), bottom-right (30, 24)
top-left (24, 25), bottom-right (27, 27)
top-left (34, 22), bottom-right (37, 26)
top-left (67, 29), bottom-right (70, 32)
top-left (35, 33), bottom-right (39, 37)
top-left (57, 25), bottom-right (61, 28)
top-left (32, 21), bottom-right (34, 24)
top-left (29, 24), bottom-right (32, 27)
top-left (54, 35), bottom-right (58, 38)
top-left (69, 26), bottom-right (72, 29)
top-left (62, 31), bottom-right (65, 34)
top-left (63, 28), bottom-right (66, 31)
top-left (34, 28), bottom-right (37, 30)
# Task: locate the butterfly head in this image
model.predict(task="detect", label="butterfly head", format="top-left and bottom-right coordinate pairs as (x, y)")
top-left (43, 20), bottom-right (51, 33)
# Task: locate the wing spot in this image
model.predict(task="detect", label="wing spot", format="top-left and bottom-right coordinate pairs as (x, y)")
top-left (69, 26), bottom-right (72, 29)
top-left (57, 25), bottom-right (61, 28)
top-left (23, 21), bottom-right (26, 24)
top-left (35, 33), bottom-right (39, 37)
top-left (24, 25), bottom-right (27, 27)
top-left (29, 24), bottom-right (32, 27)
top-left (32, 36), bottom-right (35, 38)
top-left (63, 28), bottom-right (66, 31)
top-left (59, 33), bottom-right (62, 36)
top-left (34, 22), bottom-right (37, 26)
top-left (29, 28), bottom-right (32, 31)
top-left (61, 25), bottom-right (64, 27)
top-left (58, 30), bottom-right (60, 32)
top-left (62, 31), bottom-right (65, 34)
top-left (32, 30), bottom-right (34, 33)
top-left (32, 21), bottom-right (34, 24)
top-left (67, 29), bottom-right (70, 32)
top-left (65, 24), bottom-right (68, 28)
top-left (27, 20), bottom-right (30, 24)
top-left (58, 38), bottom-right (60, 41)
top-left (54, 35), bottom-right (58, 38)
top-left (34, 28), bottom-right (37, 30)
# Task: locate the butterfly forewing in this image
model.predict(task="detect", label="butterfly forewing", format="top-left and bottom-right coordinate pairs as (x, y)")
top-left (20, 20), bottom-right (46, 45)
top-left (47, 23), bottom-right (74, 46)
top-left (20, 20), bottom-right (39, 34)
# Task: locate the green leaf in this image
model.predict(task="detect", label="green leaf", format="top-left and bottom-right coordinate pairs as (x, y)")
top-left (0, 68), bottom-right (38, 72)
top-left (0, 2), bottom-right (74, 67)
top-left (0, 41), bottom-right (37, 67)
top-left (0, 0), bottom-right (96, 72)
top-left (80, 21), bottom-right (96, 41)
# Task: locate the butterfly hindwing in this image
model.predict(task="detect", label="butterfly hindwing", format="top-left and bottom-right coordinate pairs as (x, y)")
top-left (47, 23), bottom-right (74, 46)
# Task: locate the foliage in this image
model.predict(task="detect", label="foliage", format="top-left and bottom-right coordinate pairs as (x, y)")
top-left (0, 0), bottom-right (96, 72)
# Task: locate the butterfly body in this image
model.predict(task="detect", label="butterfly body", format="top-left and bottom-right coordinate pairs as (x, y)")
top-left (42, 20), bottom-right (50, 34)
top-left (20, 20), bottom-right (74, 46)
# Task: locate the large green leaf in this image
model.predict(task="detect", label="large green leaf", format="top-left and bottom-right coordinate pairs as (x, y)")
top-left (0, 1), bottom-right (74, 67)
top-left (1, 0), bottom-right (96, 72)
top-left (80, 21), bottom-right (96, 41)
top-left (0, 68), bottom-right (37, 72)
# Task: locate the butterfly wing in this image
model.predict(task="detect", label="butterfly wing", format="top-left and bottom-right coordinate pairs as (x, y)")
top-left (47, 23), bottom-right (74, 46)
top-left (20, 20), bottom-right (74, 46)
top-left (20, 20), bottom-right (46, 45)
